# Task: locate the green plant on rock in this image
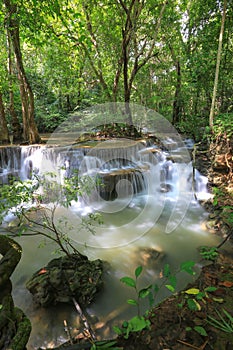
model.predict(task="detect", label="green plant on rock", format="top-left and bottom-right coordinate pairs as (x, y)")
top-left (199, 246), bottom-right (219, 261)
top-left (212, 187), bottom-right (224, 206)
top-left (221, 205), bottom-right (233, 227)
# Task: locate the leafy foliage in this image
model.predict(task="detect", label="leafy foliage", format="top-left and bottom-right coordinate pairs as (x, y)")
top-left (0, 172), bottom-right (101, 256)
top-left (181, 286), bottom-right (221, 312)
top-left (213, 113), bottom-right (233, 138)
top-left (1, 0), bottom-right (233, 139)
top-left (113, 316), bottom-right (150, 340)
top-left (199, 246), bottom-right (219, 261)
top-left (114, 262), bottom-right (196, 339)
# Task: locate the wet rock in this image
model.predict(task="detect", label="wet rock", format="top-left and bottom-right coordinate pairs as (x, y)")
top-left (98, 167), bottom-right (147, 200)
top-left (134, 247), bottom-right (164, 268)
top-left (206, 219), bottom-right (218, 231)
top-left (160, 183), bottom-right (173, 193)
top-left (26, 254), bottom-right (104, 307)
top-left (166, 155), bottom-right (183, 163)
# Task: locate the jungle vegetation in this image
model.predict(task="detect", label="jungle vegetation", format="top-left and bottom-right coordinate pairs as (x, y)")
top-left (0, 0), bottom-right (232, 144)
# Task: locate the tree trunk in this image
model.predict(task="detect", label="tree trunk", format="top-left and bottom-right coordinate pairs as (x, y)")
top-left (123, 35), bottom-right (133, 124)
top-left (7, 28), bottom-right (22, 143)
top-left (172, 60), bottom-right (182, 124)
top-left (4, 0), bottom-right (41, 144)
top-left (209, 0), bottom-right (227, 131)
top-left (0, 92), bottom-right (10, 144)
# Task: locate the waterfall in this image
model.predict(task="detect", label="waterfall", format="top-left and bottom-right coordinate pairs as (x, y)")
top-left (0, 140), bottom-right (210, 205)
top-left (0, 147), bottom-right (21, 184)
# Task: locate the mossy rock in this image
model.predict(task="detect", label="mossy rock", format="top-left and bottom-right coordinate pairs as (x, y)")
top-left (26, 254), bottom-right (104, 307)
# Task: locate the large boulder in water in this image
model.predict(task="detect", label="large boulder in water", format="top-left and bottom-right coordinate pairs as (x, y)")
top-left (26, 254), bottom-right (104, 307)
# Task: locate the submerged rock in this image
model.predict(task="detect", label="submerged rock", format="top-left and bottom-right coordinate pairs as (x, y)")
top-left (26, 254), bottom-right (104, 307)
top-left (134, 247), bottom-right (164, 268)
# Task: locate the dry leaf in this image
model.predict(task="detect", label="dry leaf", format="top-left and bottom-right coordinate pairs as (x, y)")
top-left (219, 280), bottom-right (233, 288)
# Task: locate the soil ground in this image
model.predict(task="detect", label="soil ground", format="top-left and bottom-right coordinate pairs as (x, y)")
top-left (116, 251), bottom-right (233, 350)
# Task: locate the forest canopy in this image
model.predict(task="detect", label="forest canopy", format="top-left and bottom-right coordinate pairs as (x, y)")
top-left (0, 0), bottom-right (232, 144)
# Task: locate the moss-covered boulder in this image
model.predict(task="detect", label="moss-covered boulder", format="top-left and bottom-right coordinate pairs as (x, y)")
top-left (26, 254), bottom-right (104, 307)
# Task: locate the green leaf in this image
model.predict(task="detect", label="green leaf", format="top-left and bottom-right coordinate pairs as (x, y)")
top-left (139, 285), bottom-right (152, 299)
top-left (122, 321), bottom-right (128, 328)
top-left (223, 309), bottom-right (233, 322)
top-left (135, 266), bottom-right (143, 278)
top-left (168, 275), bottom-right (177, 289)
top-left (113, 326), bottom-right (123, 335)
top-left (165, 284), bottom-right (175, 292)
top-left (163, 263), bottom-right (171, 277)
top-left (205, 286), bottom-right (217, 292)
top-left (194, 326), bottom-right (208, 336)
top-left (127, 299), bottom-right (138, 306)
top-left (120, 276), bottom-right (136, 288)
top-left (180, 261), bottom-right (196, 275)
top-left (125, 316), bottom-right (151, 338)
top-left (185, 288), bottom-right (200, 295)
top-left (95, 340), bottom-right (118, 349)
top-left (187, 298), bottom-right (201, 311)
top-left (212, 297), bottom-right (224, 303)
top-left (196, 292), bottom-right (205, 300)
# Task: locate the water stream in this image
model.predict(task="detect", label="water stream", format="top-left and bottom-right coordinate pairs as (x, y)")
top-left (0, 140), bottom-right (221, 349)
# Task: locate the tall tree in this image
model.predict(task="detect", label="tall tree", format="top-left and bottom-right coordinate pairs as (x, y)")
top-left (209, 0), bottom-right (227, 131)
top-left (6, 28), bottom-right (22, 142)
top-left (3, 0), bottom-right (40, 144)
top-left (51, 0), bottom-right (167, 123)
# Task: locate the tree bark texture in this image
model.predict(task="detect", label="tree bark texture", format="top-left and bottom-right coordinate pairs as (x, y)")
top-left (4, 0), bottom-right (41, 144)
top-left (172, 60), bottom-right (182, 124)
top-left (209, 0), bottom-right (227, 131)
top-left (7, 28), bottom-right (23, 143)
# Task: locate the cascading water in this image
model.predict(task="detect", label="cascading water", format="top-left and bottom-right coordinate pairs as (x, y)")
top-left (0, 139), bottom-right (219, 349)
top-left (0, 147), bottom-right (21, 184)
